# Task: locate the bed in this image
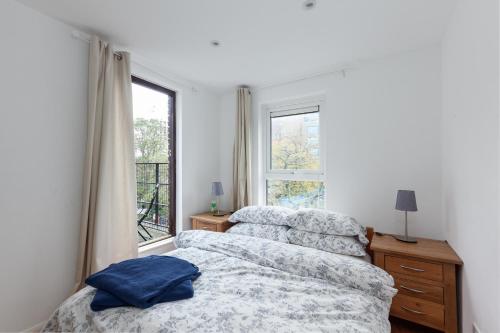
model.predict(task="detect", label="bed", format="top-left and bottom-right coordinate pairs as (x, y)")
top-left (43, 229), bottom-right (396, 333)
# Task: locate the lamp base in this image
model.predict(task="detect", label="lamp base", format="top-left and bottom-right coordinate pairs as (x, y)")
top-left (212, 212), bottom-right (226, 217)
top-left (394, 235), bottom-right (418, 243)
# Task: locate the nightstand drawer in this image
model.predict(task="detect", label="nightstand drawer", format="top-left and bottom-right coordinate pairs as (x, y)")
top-left (386, 256), bottom-right (443, 282)
top-left (391, 294), bottom-right (444, 330)
top-left (394, 276), bottom-right (444, 304)
top-left (371, 234), bottom-right (462, 332)
top-left (194, 220), bottom-right (218, 232)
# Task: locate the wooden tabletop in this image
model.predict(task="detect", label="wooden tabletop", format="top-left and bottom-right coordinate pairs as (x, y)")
top-left (190, 212), bottom-right (231, 224)
top-left (370, 234), bottom-right (463, 265)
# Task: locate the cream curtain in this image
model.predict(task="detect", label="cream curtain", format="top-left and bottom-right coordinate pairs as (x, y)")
top-left (233, 87), bottom-right (252, 210)
top-left (74, 36), bottom-right (137, 291)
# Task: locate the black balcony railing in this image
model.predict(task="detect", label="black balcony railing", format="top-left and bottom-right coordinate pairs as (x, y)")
top-left (136, 162), bottom-right (173, 239)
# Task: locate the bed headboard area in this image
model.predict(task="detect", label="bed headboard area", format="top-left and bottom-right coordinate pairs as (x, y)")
top-left (366, 226), bottom-right (374, 260)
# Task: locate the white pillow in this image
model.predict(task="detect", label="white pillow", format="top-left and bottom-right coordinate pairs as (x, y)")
top-left (287, 208), bottom-right (368, 244)
top-left (287, 229), bottom-right (366, 257)
top-left (228, 206), bottom-right (294, 226)
top-left (226, 223), bottom-right (290, 243)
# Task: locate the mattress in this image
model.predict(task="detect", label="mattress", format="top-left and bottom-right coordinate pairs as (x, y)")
top-left (43, 230), bottom-right (396, 333)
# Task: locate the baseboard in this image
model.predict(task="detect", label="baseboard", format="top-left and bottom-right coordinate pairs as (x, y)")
top-left (23, 321), bottom-right (46, 333)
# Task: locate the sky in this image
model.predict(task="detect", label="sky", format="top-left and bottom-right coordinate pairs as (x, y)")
top-left (132, 83), bottom-right (170, 121)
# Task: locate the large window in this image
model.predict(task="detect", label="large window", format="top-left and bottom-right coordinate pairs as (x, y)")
top-left (265, 103), bottom-right (325, 209)
top-left (132, 76), bottom-right (176, 246)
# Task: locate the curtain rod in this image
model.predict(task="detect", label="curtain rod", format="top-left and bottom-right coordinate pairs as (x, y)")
top-left (255, 64), bottom-right (356, 91)
top-left (72, 30), bottom-right (123, 58)
top-left (71, 29), bottom-right (202, 93)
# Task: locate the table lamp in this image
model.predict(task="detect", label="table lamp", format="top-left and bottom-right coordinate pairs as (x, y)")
top-left (211, 182), bottom-right (224, 216)
top-left (395, 190), bottom-right (418, 243)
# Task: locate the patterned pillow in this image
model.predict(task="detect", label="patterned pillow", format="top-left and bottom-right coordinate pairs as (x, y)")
top-left (287, 208), bottom-right (368, 244)
top-left (228, 206), bottom-right (294, 226)
top-left (287, 229), bottom-right (366, 257)
top-left (226, 223), bottom-right (290, 243)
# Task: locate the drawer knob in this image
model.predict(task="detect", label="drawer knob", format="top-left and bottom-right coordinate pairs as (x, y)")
top-left (201, 226), bottom-right (209, 230)
top-left (401, 306), bottom-right (426, 315)
top-left (400, 285), bottom-right (424, 294)
top-left (400, 264), bottom-right (425, 272)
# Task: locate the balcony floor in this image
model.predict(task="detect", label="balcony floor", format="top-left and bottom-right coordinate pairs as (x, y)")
top-left (137, 224), bottom-right (170, 244)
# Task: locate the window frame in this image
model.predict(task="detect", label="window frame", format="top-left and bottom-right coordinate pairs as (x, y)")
top-left (132, 75), bottom-right (177, 239)
top-left (263, 96), bottom-right (326, 206)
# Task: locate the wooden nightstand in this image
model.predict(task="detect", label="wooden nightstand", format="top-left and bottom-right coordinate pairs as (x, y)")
top-left (371, 234), bottom-right (462, 333)
top-left (190, 212), bottom-right (232, 232)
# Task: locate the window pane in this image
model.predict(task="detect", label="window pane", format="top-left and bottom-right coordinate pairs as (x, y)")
top-left (132, 83), bottom-right (170, 163)
top-left (271, 111), bottom-right (320, 170)
top-left (132, 80), bottom-right (174, 245)
top-left (266, 180), bottom-right (325, 209)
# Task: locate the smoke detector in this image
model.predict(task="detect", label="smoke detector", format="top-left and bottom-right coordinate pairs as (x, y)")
top-left (210, 40), bottom-right (221, 47)
top-left (303, 0), bottom-right (316, 10)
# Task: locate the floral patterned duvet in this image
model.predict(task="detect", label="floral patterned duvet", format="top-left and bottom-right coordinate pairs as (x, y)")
top-left (43, 230), bottom-right (397, 333)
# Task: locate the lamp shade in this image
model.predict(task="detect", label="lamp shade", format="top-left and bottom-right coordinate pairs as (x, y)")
top-left (395, 190), bottom-right (417, 212)
top-left (212, 182), bottom-right (224, 196)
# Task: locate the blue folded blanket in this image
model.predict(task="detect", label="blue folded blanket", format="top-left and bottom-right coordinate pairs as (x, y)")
top-left (86, 255), bottom-right (201, 311)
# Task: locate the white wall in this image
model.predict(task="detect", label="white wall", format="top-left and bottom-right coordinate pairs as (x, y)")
top-left (0, 0), bottom-right (88, 331)
top-left (220, 46), bottom-right (444, 239)
top-left (442, 0), bottom-right (500, 332)
top-left (177, 86), bottom-right (220, 230)
top-left (219, 93), bottom-right (237, 211)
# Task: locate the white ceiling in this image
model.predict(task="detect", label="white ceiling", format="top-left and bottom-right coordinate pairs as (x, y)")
top-left (18, 0), bottom-right (456, 93)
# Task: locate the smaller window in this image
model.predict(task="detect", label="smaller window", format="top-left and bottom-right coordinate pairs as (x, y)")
top-left (265, 102), bottom-right (325, 209)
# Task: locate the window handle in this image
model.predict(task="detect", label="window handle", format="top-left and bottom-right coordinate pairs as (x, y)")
top-left (400, 285), bottom-right (424, 294)
top-left (400, 265), bottom-right (425, 272)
